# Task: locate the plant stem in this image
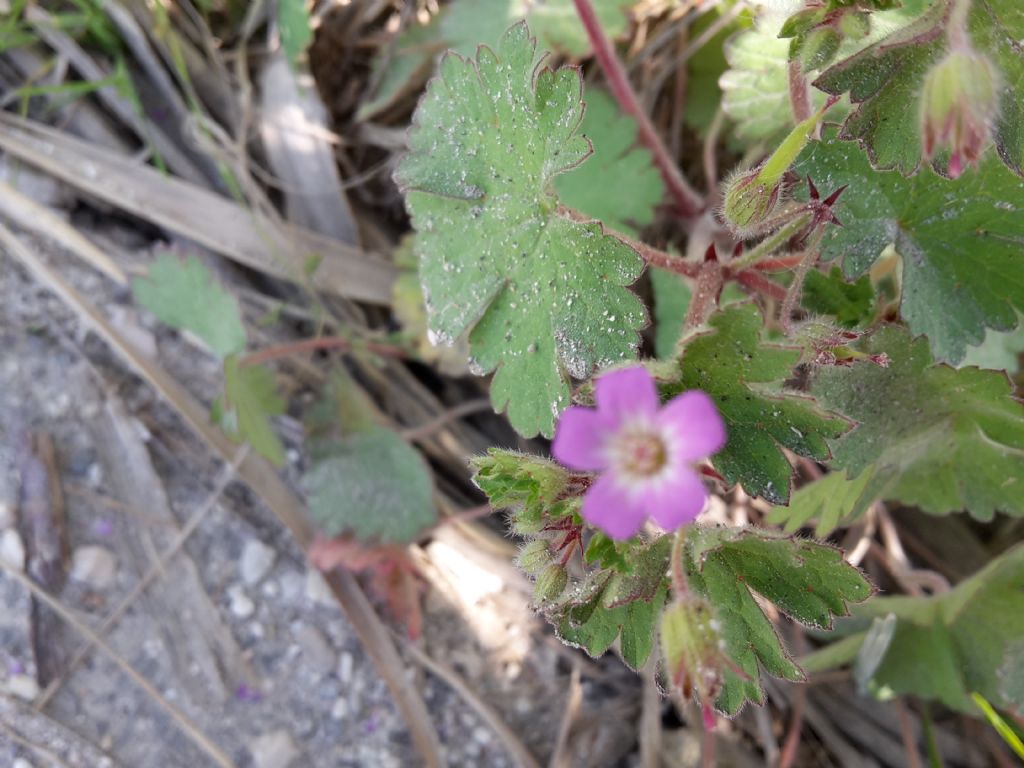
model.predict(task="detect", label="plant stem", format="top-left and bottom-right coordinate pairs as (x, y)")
top-left (734, 269), bottom-right (787, 302)
top-left (788, 59), bottom-right (812, 123)
top-left (572, 0), bottom-right (704, 218)
top-left (726, 212), bottom-right (811, 272)
top-left (683, 260), bottom-right (724, 330)
top-left (670, 527), bottom-right (690, 598)
top-left (241, 336), bottom-right (408, 366)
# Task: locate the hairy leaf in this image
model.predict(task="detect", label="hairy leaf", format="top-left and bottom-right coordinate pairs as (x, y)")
top-left (802, 267), bottom-right (875, 328)
top-left (815, 0), bottom-right (1024, 176)
top-left (133, 253), bottom-right (247, 359)
top-left (555, 89), bottom-right (664, 236)
top-left (303, 427), bottom-right (436, 544)
top-left (686, 527), bottom-right (872, 714)
top-left (767, 468), bottom-right (875, 536)
top-left (835, 545), bottom-right (1024, 712)
top-left (813, 326), bottom-right (1024, 521)
top-left (796, 131), bottom-right (1024, 363)
top-left (557, 584), bottom-right (667, 671)
top-left (360, 0), bottom-right (631, 118)
top-left (719, 14), bottom-right (798, 143)
top-left (665, 303), bottom-right (849, 504)
top-left (959, 323), bottom-right (1024, 374)
top-left (216, 358), bottom-right (286, 466)
top-left (650, 268), bottom-right (692, 359)
top-left (397, 24), bottom-right (646, 437)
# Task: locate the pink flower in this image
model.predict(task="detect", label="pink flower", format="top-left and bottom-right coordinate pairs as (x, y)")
top-left (552, 367), bottom-right (726, 540)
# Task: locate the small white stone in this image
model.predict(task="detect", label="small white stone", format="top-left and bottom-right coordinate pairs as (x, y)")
top-left (240, 539), bottom-right (276, 586)
top-left (0, 501), bottom-right (14, 528)
top-left (249, 729), bottom-right (299, 768)
top-left (13, 757), bottom-right (35, 768)
top-left (227, 585), bottom-right (255, 619)
top-left (6, 674), bottom-right (39, 701)
top-left (0, 528), bottom-right (26, 571)
top-left (330, 698), bottom-right (348, 719)
top-left (70, 546), bottom-right (117, 589)
top-left (337, 652), bottom-right (354, 685)
top-left (304, 569), bottom-right (334, 606)
top-left (279, 571), bottom-right (303, 601)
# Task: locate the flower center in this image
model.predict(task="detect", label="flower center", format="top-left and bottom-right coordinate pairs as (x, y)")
top-left (613, 427), bottom-right (668, 478)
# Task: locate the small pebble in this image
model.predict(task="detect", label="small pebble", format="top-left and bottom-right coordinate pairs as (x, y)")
top-left (227, 585), bottom-right (255, 619)
top-left (13, 758), bottom-right (35, 768)
top-left (70, 545), bottom-right (117, 589)
top-left (294, 624), bottom-right (335, 674)
top-left (240, 539), bottom-right (276, 586)
top-left (337, 652), bottom-right (354, 685)
top-left (249, 729), bottom-right (299, 768)
top-left (6, 673), bottom-right (40, 701)
top-left (0, 500), bottom-right (14, 528)
top-left (330, 698), bottom-right (349, 719)
top-left (0, 528), bottom-right (26, 572)
top-left (304, 570), bottom-right (334, 606)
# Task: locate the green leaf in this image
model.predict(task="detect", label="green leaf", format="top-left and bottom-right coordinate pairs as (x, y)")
top-left (848, 544), bottom-right (1024, 712)
top-left (959, 323), bottom-right (1024, 374)
top-left (441, 0), bottom-right (631, 59)
top-left (812, 326), bottom-right (1024, 521)
top-left (814, 0), bottom-right (1024, 176)
top-left (767, 467), bottom-right (875, 536)
top-left (397, 24), bottom-right (646, 437)
top-left (802, 267), bottom-right (875, 328)
top-left (359, 1), bottom-right (631, 120)
top-left (302, 426), bottom-right (436, 544)
top-left (217, 357), bottom-right (286, 466)
top-left (358, 17), bottom-right (443, 120)
top-left (133, 253), bottom-right (247, 359)
top-left (650, 268), bottom-right (692, 359)
top-left (278, 0), bottom-right (313, 70)
top-left (558, 584), bottom-right (666, 671)
top-left (665, 303), bottom-right (849, 504)
top-left (719, 14), bottom-right (797, 144)
top-left (796, 131), bottom-right (1024, 363)
top-left (554, 89), bottom-right (664, 236)
top-left (686, 527), bottom-right (872, 715)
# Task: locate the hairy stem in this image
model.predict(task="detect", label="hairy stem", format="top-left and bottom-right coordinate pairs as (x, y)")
top-left (573, 0), bottom-right (704, 218)
top-left (734, 269), bottom-right (788, 302)
top-left (670, 527), bottom-right (690, 598)
top-left (788, 59), bottom-right (812, 123)
top-left (726, 212), bottom-right (812, 272)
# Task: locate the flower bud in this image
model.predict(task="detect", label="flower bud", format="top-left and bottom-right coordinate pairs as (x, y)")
top-left (660, 596), bottom-right (730, 729)
top-left (722, 97), bottom-right (836, 235)
top-left (517, 539), bottom-right (553, 575)
top-left (534, 563), bottom-right (568, 603)
top-left (721, 169), bottom-right (783, 236)
top-left (919, 46), bottom-right (1001, 178)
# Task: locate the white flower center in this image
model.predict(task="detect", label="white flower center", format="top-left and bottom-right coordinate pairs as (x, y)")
top-left (610, 422), bottom-right (669, 481)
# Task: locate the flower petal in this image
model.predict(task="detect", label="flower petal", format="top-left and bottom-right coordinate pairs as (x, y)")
top-left (645, 467), bottom-right (709, 531)
top-left (581, 475), bottom-right (646, 541)
top-left (595, 367), bottom-right (659, 424)
top-left (659, 390), bottom-right (727, 461)
top-left (552, 407), bottom-right (608, 471)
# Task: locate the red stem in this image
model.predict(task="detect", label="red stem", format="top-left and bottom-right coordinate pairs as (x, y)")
top-left (573, 0), bottom-right (704, 218)
top-left (241, 336), bottom-right (408, 366)
top-left (788, 59), bottom-right (812, 123)
top-left (733, 269), bottom-right (787, 302)
top-left (752, 254), bottom-right (805, 271)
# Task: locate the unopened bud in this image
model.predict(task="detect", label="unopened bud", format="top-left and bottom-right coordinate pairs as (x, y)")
top-left (722, 97), bottom-right (836, 235)
top-left (919, 46), bottom-right (1001, 178)
top-left (660, 596), bottom-right (728, 709)
top-left (517, 539), bottom-right (553, 574)
top-left (534, 563), bottom-right (568, 603)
